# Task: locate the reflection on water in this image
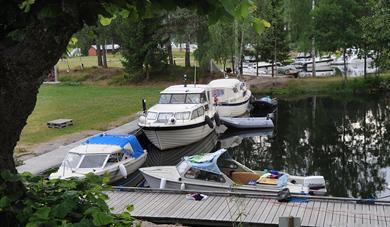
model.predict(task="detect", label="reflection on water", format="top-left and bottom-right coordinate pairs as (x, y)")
top-left (117, 95), bottom-right (390, 198)
top-left (228, 95), bottom-right (390, 199)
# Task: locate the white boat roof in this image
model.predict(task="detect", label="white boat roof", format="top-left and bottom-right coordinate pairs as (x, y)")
top-left (69, 144), bottom-right (125, 155)
top-left (161, 84), bottom-right (210, 94)
top-left (148, 103), bottom-right (201, 112)
top-left (208, 79), bottom-right (241, 89)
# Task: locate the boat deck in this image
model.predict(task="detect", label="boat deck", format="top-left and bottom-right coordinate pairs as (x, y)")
top-left (107, 187), bottom-right (390, 226)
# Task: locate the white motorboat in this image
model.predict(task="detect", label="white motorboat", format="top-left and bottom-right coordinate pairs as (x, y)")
top-left (140, 149), bottom-right (327, 195)
top-left (208, 78), bottom-right (252, 117)
top-left (138, 84), bottom-right (217, 150)
top-left (49, 134), bottom-right (147, 183)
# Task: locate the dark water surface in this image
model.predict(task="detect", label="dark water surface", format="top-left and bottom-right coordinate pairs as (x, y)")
top-left (122, 94), bottom-right (390, 199)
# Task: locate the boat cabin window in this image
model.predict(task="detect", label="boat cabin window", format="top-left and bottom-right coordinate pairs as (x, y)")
top-left (106, 152), bottom-right (124, 166)
top-left (158, 93), bottom-right (206, 104)
top-left (184, 168), bottom-right (226, 183)
top-left (212, 89), bottom-right (224, 98)
top-left (191, 107), bottom-right (204, 120)
top-left (78, 154), bottom-right (108, 168)
top-left (157, 113), bottom-right (174, 123)
top-left (159, 94), bottom-right (171, 104)
top-left (64, 153), bottom-right (82, 169)
top-left (176, 161), bottom-right (191, 175)
top-left (171, 94), bottom-right (186, 104)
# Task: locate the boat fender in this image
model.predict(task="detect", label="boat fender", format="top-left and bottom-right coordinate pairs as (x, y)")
top-left (118, 164), bottom-right (127, 178)
top-left (169, 117), bottom-right (176, 125)
top-left (180, 183), bottom-right (185, 190)
top-left (214, 112), bottom-right (221, 126)
top-left (205, 116), bottom-right (214, 128)
top-left (160, 178), bottom-right (166, 189)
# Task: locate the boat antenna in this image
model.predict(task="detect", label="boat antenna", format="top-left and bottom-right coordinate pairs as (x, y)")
top-left (194, 60), bottom-right (197, 87)
top-left (183, 74), bottom-right (187, 87)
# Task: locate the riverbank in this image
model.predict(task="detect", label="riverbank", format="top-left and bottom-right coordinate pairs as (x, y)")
top-left (247, 74), bottom-right (390, 96)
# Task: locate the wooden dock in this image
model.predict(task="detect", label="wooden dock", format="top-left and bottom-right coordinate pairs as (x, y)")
top-left (107, 187), bottom-right (390, 227)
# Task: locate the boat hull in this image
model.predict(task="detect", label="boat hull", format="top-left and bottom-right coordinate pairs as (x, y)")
top-left (216, 99), bottom-right (250, 117)
top-left (142, 123), bottom-right (215, 150)
top-left (142, 171), bottom-right (326, 195)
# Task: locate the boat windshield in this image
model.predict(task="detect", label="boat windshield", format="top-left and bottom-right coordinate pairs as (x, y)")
top-left (78, 154), bottom-right (108, 169)
top-left (176, 160), bottom-right (191, 175)
top-left (64, 152), bottom-right (82, 169)
top-left (158, 93), bottom-right (206, 104)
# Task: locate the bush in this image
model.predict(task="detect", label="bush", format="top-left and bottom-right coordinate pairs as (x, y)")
top-left (0, 171), bottom-right (134, 226)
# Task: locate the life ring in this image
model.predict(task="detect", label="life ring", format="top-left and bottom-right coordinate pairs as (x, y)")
top-left (214, 112), bottom-right (221, 126)
top-left (205, 115), bottom-right (214, 128)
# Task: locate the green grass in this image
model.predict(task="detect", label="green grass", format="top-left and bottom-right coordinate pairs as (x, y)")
top-left (255, 74), bottom-right (390, 96)
top-left (18, 84), bottom-right (163, 146)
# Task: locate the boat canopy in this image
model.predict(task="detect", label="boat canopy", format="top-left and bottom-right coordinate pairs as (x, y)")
top-left (85, 134), bottom-right (144, 158)
top-left (184, 149), bottom-right (226, 174)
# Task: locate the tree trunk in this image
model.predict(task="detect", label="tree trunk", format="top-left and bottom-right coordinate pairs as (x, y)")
top-left (343, 49), bottom-right (347, 81)
top-left (102, 40), bottom-right (107, 68)
top-left (167, 42), bottom-right (174, 65)
top-left (256, 50), bottom-right (259, 77)
top-left (96, 40), bottom-right (103, 67)
top-left (185, 35), bottom-right (191, 68)
top-left (145, 64), bottom-right (150, 81)
top-left (364, 53), bottom-right (367, 79)
top-left (232, 55), bottom-right (235, 73)
top-left (0, 9), bottom-right (81, 194)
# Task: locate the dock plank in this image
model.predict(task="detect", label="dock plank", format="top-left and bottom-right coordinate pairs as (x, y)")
top-left (253, 198), bottom-right (271, 223)
top-left (331, 202), bottom-right (342, 227)
top-left (301, 201), bottom-right (315, 226)
top-left (315, 201), bottom-right (328, 226)
top-left (308, 201), bottom-right (320, 227)
top-left (106, 190), bottom-right (390, 226)
top-left (338, 202), bottom-right (349, 227)
top-left (271, 202), bottom-right (287, 224)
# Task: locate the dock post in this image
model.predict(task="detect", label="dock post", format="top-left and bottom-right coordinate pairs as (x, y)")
top-left (279, 216), bottom-right (301, 227)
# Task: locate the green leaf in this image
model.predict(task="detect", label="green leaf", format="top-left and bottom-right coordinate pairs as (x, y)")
top-left (240, 0), bottom-right (251, 18)
top-left (252, 18), bottom-right (270, 35)
top-left (19, 0), bottom-right (35, 13)
top-left (0, 196), bottom-right (11, 209)
top-left (126, 204), bottom-right (134, 213)
top-left (34, 207), bottom-right (51, 220)
top-left (92, 211), bottom-right (114, 226)
top-left (99, 15), bottom-right (113, 26)
top-left (52, 199), bottom-right (77, 219)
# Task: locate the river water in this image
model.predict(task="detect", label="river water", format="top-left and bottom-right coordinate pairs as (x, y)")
top-left (123, 94), bottom-right (390, 199)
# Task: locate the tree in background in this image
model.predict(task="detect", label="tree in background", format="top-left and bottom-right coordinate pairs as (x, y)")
top-left (360, 0), bottom-right (390, 75)
top-left (283, 0), bottom-right (313, 52)
top-left (249, 0), bottom-right (289, 76)
top-left (118, 16), bottom-right (168, 81)
top-left (313, 0), bottom-right (365, 78)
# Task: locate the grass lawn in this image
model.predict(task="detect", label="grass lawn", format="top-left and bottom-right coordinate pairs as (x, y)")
top-left (18, 84), bottom-right (163, 147)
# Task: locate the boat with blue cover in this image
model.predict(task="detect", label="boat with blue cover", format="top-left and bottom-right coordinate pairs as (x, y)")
top-left (49, 134), bottom-right (147, 183)
top-left (140, 149), bottom-right (326, 195)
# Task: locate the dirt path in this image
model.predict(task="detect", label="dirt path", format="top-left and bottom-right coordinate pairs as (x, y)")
top-left (243, 75), bottom-right (293, 91)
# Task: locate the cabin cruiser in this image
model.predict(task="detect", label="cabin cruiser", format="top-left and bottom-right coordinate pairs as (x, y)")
top-left (49, 134), bottom-right (147, 183)
top-left (138, 84), bottom-right (217, 150)
top-left (140, 149), bottom-right (327, 195)
top-left (208, 78), bottom-right (252, 117)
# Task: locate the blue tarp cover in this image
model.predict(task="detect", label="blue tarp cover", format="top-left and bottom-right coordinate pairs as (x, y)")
top-left (184, 149), bottom-right (226, 174)
top-left (85, 134), bottom-right (144, 158)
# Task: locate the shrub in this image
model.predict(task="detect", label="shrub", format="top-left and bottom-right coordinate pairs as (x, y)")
top-left (0, 171), bottom-right (133, 226)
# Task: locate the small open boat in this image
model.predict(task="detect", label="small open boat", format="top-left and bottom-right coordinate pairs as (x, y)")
top-left (250, 96), bottom-right (278, 117)
top-left (140, 149), bottom-right (327, 195)
top-left (220, 116), bottom-right (274, 129)
top-left (49, 134), bottom-right (147, 183)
